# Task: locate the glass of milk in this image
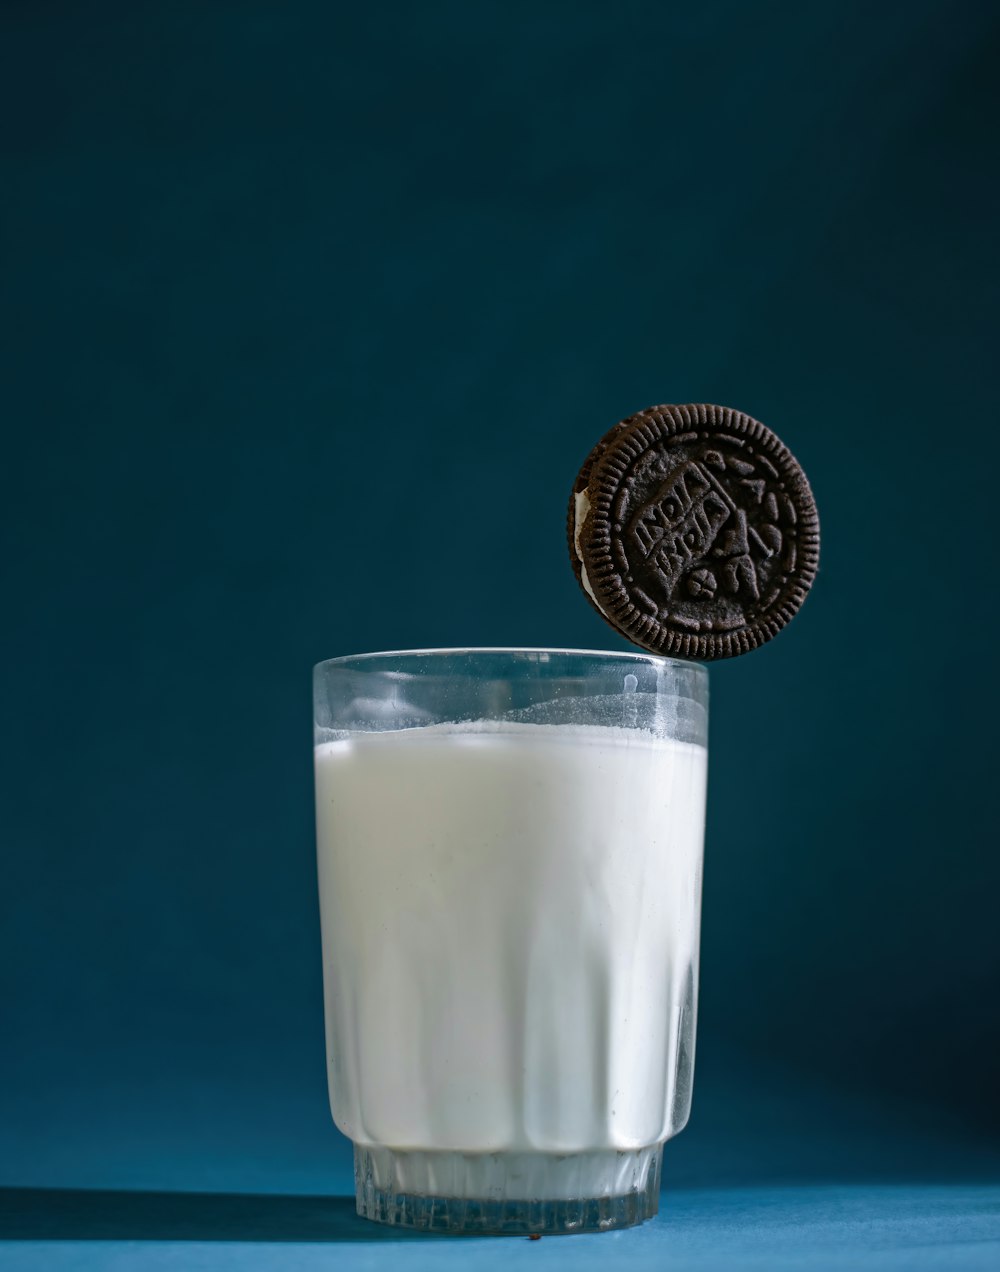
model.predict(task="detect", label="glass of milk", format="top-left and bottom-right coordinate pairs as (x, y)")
top-left (314, 648), bottom-right (708, 1234)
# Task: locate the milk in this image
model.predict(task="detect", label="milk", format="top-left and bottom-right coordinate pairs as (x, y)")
top-left (315, 720), bottom-right (707, 1159)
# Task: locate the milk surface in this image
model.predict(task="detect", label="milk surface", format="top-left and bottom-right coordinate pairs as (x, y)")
top-left (315, 720), bottom-right (706, 1155)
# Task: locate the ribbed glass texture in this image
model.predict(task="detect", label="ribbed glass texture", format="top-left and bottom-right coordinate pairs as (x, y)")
top-left (354, 1145), bottom-right (662, 1233)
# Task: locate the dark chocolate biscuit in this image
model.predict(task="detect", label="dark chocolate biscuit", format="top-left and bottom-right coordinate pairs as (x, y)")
top-left (568, 404), bottom-right (819, 660)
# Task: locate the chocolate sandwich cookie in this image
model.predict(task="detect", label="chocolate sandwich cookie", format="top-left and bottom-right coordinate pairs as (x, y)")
top-left (569, 404), bottom-right (819, 660)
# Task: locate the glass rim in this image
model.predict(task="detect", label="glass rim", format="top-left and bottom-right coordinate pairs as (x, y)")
top-left (313, 646), bottom-right (707, 675)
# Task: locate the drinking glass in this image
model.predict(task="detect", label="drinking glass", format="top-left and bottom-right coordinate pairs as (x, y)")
top-left (314, 648), bottom-right (708, 1234)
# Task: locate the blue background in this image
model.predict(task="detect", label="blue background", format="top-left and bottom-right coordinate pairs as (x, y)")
top-left (2, 1), bottom-right (998, 1267)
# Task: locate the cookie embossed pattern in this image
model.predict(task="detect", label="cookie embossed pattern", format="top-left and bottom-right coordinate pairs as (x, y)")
top-left (570, 404), bottom-right (820, 659)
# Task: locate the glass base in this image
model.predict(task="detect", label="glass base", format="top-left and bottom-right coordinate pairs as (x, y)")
top-left (353, 1143), bottom-right (662, 1234)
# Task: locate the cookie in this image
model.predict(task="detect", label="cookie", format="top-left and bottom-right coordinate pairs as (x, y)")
top-left (568, 404), bottom-right (819, 660)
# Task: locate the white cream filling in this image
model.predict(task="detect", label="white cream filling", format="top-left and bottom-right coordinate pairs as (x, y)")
top-left (573, 488), bottom-right (603, 611)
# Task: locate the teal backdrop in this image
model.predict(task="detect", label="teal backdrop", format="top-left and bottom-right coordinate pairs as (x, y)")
top-left (1, 1), bottom-right (998, 1267)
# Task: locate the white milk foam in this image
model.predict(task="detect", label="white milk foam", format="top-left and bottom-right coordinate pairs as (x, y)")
top-left (315, 720), bottom-right (707, 1155)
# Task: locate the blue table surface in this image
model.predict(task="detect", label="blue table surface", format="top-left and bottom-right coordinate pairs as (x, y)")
top-left (3, 1066), bottom-right (998, 1271)
top-left (2, 1181), bottom-right (999, 1272)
